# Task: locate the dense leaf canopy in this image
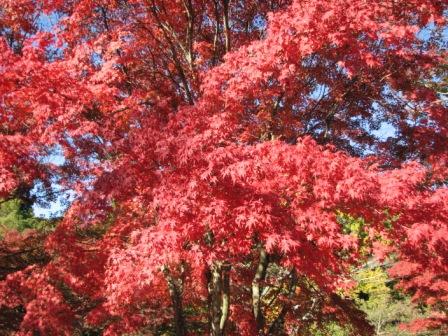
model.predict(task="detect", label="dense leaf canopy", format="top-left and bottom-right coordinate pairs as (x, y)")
top-left (0, 0), bottom-right (447, 335)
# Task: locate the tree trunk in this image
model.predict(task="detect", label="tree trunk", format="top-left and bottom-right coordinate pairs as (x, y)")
top-left (208, 262), bottom-right (231, 336)
top-left (222, 0), bottom-right (231, 53)
top-left (252, 247), bottom-right (269, 334)
top-left (267, 269), bottom-right (297, 335)
top-left (163, 266), bottom-right (186, 336)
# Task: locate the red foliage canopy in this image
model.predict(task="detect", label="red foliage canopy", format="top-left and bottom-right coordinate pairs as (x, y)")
top-left (0, 0), bottom-right (447, 334)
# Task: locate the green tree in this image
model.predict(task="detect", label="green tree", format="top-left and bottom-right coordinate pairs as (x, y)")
top-left (353, 266), bottom-right (439, 336)
top-left (0, 198), bottom-right (54, 335)
top-left (0, 199), bottom-right (53, 235)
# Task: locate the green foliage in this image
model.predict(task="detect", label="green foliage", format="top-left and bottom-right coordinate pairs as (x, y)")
top-left (310, 322), bottom-right (350, 336)
top-left (337, 213), bottom-right (438, 336)
top-left (0, 199), bottom-right (54, 235)
top-left (337, 211), bottom-right (370, 256)
top-left (423, 64), bottom-right (448, 100)
top-left (337, 211), bottom-right (366, 237)
top-left (352, 266), bottom-right (437, 336)
top-left (382, 210), bottom-right (400, 230)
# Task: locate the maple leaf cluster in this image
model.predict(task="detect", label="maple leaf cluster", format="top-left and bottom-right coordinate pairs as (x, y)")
top-left (0, 0), bottom-right (447, 335)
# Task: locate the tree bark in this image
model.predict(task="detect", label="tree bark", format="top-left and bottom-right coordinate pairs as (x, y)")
top-left (252, 247), bottom-right (269, 334)
top-left (208, 262), bottom-right (231, 336)
top-left (163, 266), bottom-right (186, 336)
top-left (219, 263), bottom-right (231, 333)
top-left (212, 0), bottom-right (221, 64)
top-left (222, 0), bottom-right (231, 53)
top-left (183, 0), bottom-right (195, 69)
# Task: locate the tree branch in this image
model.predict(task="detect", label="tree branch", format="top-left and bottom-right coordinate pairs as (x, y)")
top-left (252, 246), bottom-right (269, 333)
top-left (208, 261), bottom-right (231, 336)
top-left (222, 0), bottom-right (231, 53)
top-left (162, 265), bottom-right (186, 336)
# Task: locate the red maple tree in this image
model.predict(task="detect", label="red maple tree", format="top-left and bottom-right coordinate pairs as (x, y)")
top-left (0, 0), bottom-right (447, 335)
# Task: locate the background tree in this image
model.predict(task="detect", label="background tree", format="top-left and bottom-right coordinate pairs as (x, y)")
top-left (352, 265), bottom-right (440, 336)
top-left (0, 198), bottom-right (51, 335)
